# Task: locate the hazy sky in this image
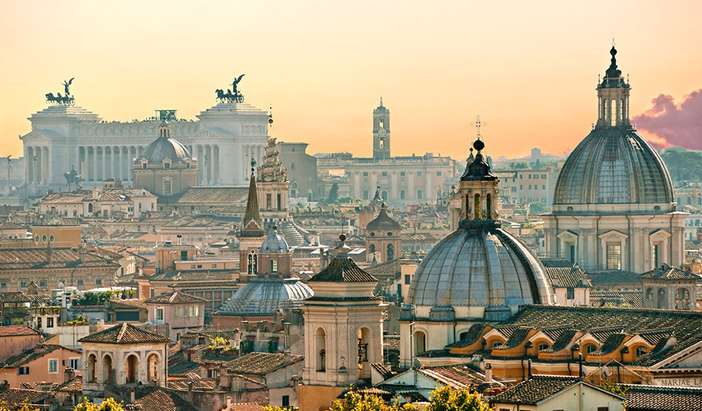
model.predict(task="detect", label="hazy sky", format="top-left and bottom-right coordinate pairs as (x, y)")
top-left (1, 0), bottom-right (700, 160)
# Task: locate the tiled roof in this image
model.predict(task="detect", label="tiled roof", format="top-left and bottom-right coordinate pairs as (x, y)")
top-left (132, 387), bottom-right (197, 411)
top-left (370, 362), bottom-right (393, 379)
top-left (79, 323), bottom-right (169, 344)
top-left (588, 270), bottom-right (642, 288)
top-left (309, 257), bottom-right (377, 283)
top-left (641, 264), bottom-right (701, 281)
top-left (0, 292), bottom-right (31, 304)
top-left (174, 187), bottom-right (249, 205)
top-left (590, 289), bottom-right (642, 308)
top-left (144, 290), bottom-right (207, 305)
top-left (489, 375), bottom-right (582, 404)
top-left (419, 364), bottom-right (491, 388)
top-left (367, 206), bottom-right (401, 232)
top-left (0, 388), bottom-right (51, 408)
top-left (55, 376), bottom-right (83, 393)
top-left (0, 247), bottom-right (120, 271)
top-left (544, 265), bottom-right (591, 288)
top-left (226, 352), bottom-right (303, 376)
top-left (0, 325), bottom-right (40, 337)
top-left (620, 384), bottom-right (702, 411)
top-left (506, 305), bottom-right (702, 366)
top-left (1, 344), bottom-right (77, 367)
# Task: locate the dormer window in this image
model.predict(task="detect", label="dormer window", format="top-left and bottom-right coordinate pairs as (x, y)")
top-left (163, 160), bottom-right (171, 169)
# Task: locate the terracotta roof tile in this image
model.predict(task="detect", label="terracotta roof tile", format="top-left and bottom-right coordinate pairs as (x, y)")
top-left (0, 325), bottom-right (40, 337)
top-left (620, 384), bottom-right (702, 411)
top-left (226, 352), bottom-right (303, 376)
top-left (144, 290), bottom-right (207, 305)
top-left (79, 323), bottom-right (168, 344)
top-left (309, 257), bottom-right (377, 283)
top-left (490, 375), bottom-right (582, 405)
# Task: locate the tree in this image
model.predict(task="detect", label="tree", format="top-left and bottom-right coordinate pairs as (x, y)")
top-left (73, 397), bottom-right (125, 411)
top-left (329, 391), bottom-right (416, 411)
top-left (428, 386), bottom-right (492, 411)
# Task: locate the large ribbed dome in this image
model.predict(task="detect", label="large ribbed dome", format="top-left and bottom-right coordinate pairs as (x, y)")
top-left (554, 125), bottom-right (673, 210)
top-left (217, 277), bottom-right (313, 316)
top-left (409, 221), bottom-right (552, 318)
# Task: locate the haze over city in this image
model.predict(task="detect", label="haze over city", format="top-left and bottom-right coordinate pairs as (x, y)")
top-left (2, 0), bottom-right (701, 159)
top-left (2, 2), bottom-right (702, 410)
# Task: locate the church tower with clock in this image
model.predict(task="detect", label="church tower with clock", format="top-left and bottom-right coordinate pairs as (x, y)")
top-left (372, 98), bottom-right (391, 160)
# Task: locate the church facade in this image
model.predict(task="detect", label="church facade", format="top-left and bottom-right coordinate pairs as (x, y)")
top-left (20, 78), bottom-right (269, 194)
top-left (543, 47), bottom-right (686, 273)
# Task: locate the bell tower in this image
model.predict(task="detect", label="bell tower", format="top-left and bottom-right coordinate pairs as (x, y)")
top-left (372, 98), bottom-right (391, 160)
top-left (450, 119), bottom-right (499, 229)
top-left (596, 46), bottom-right (631, 128)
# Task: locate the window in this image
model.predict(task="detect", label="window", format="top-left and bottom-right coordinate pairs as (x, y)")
top-left (381, 171), bottom-right (388, 176)
top-left (69, 358), bottom-right (79, 369)
top-left (36, 317), bottom-right (42, 329)
top-left (416, 172), bottom-right (422, 176)
top-left (247, 251), bottom-right (258, 274)
top-left (77, 279), bottom-right (84, 287)
top-left (400, 190), bottom-right (405, 200)
top-left (606, 242), bottom-right (622, 270)
top-left (48, 359), bottom-right (58, 373)
top-left (276, 193), bottom-right (282, 211)
top-left (597, 407), bottom-right (609, 411)
top-left (404, 275), bottom-right (411, 285)
top-left (266, 193), bottom-right (272, 210)
top-left (566, 287), bottom-right (575, 300)
top-left (18, 367), bottom-right (29, 375)
top-left (282, 395), bottom-right (290, 407)
top-left (47, 317), bottom-right (54, 328)
top-left (362, 172), bottom-right (368, 176)
top-left (271, 259), bottom-right (278, 273)
top-left (39, 279), bottom-right (48, 288)
top-left (436, 171), bottom-right (442, 176)
top-left (417, 190), bottom-right (423, 200)
top-left (653, 243), bottom-right (661, 268)
top-left (20, 279), bottom-right (28, 288)
top-left (538, 343), bottom-right (550, 351)
top-left (635, 346), bottom-right (647, 358)
top-left (156, 308), bottom-right (164, 322)
top-left (363, 190), bottom-right (369, 199)
top-left (400, 171), bottom-right (405, 177)
top-left (568, 244), bottom-right (576, 264)
top-left (95, 278), bottom-right (102, 287)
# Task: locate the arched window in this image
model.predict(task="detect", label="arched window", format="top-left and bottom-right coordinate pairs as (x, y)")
top-left (315, 328), bottom-right (326, 372)
top-left (103, 354), bottom-right (113, 384)
top-left (486, 194), bottom-right (492, 219)
top-left (474, 194), bottom-right (481, 219)
top-left (368, 244), bottom-right (376, 254)
top-left (357, 327), bottom-right (370, 364)
top-left (414, 331), bottom-right (426, 355)
top-left (635, 346), bottom-right (647, 358)
top-left (387, 244), bottom-right (395, 261)
top-left (538, 343), bottom-right (550, 352)
top-left (147, 353), bottom-right (160, 383)
top-left (247, 251), bottom-right (258, 275)
top-left (87, 354), bottom-right (97, 383)
top-left (657, 288), bottom-right (667, 309)
top-left (126, 354), bottom-right (139, 384)
top-left (645, 288), bottom-right (654, 302)
top-left (465, 194), bottom-right (470, 218)
top-left (675, 288), bottom-right (691, 310)
top-left (584, 344), bottom-right (597, 354)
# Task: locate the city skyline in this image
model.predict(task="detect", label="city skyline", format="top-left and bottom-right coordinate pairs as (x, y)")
top-left (2, 0), bottom-right (701, 160)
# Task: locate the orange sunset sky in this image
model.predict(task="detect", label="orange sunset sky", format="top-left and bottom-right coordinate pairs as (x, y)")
top-left (1, 0), bottom-right (700, 160)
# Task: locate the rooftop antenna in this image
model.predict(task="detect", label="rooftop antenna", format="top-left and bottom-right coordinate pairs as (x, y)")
top-left (611, 37), bottom-right (616, 48)
top-left (474, 115), bottom-right (482, 140)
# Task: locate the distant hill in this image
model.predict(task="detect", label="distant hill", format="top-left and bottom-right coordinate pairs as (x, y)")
top-left (661, 147), bottom-right (702, 184)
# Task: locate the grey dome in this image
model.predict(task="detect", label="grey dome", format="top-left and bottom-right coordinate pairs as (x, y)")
top-left (261, 227), bottom-right (290, 253)
top-left (554, 127), bottom-right (673, 208)
top-left (217, 277), bottom-right (313, 316)
top-left (142, 125), bottom-right (192, 164)
top-left (409, 222), bottom-right (552, 316)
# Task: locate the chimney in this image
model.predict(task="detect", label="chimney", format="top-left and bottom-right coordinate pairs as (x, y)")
top-left (578, 353), bottom-right (584, 378)
top-left (64, 367), bottom-right (76, 383)
top-left (527, 359), bottom-right (532, 379)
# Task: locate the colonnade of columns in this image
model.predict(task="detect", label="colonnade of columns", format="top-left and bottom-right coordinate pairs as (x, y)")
top-left (79, 146), bottom-right (142, 182)
top-left (25, 146), bottom-right (50, 185)
top-left (187, 144), bottom-right (220, 185)
top-left (78, 144), bottom-right (223, 185)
